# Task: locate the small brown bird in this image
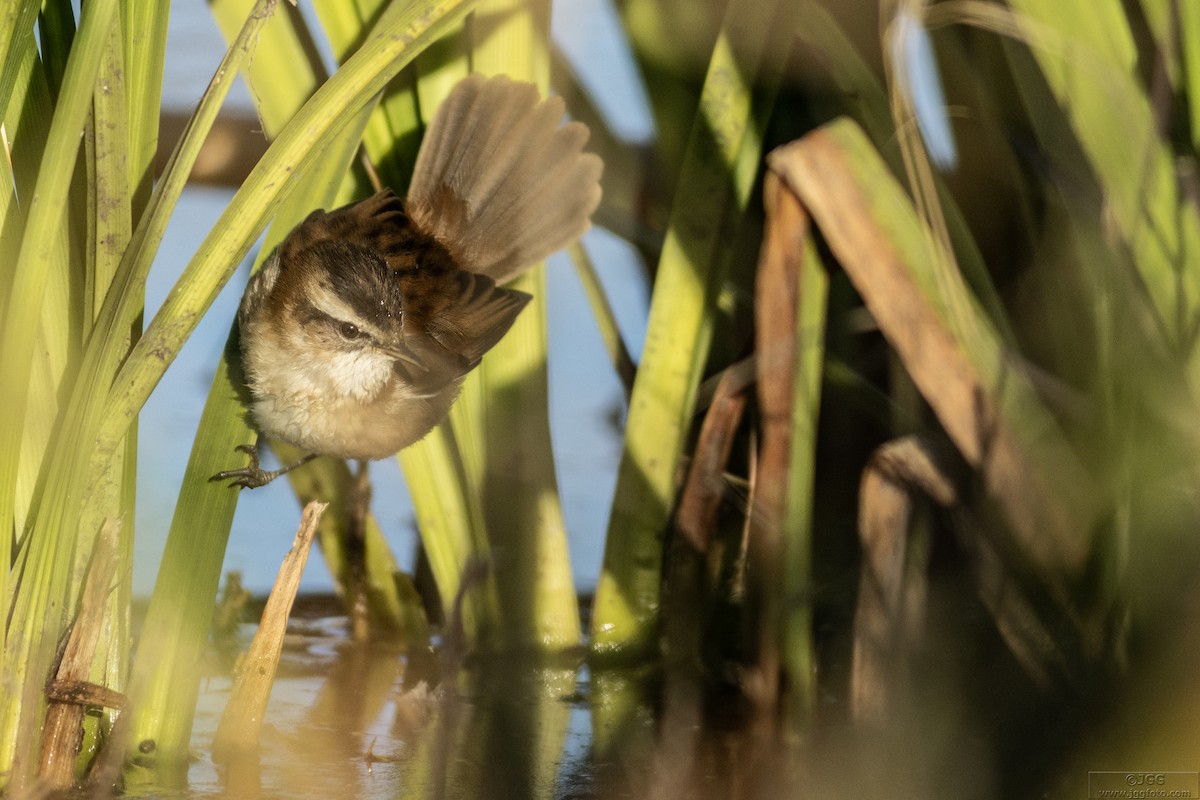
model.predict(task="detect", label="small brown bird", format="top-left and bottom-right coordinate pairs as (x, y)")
top-left (214, 74), bottom-right (602, 488)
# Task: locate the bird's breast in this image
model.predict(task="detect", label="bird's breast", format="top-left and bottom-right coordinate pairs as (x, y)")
top-left (242, 322), bottom-right (458, 460)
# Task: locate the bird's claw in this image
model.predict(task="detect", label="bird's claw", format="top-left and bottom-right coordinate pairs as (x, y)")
top-left (210, 444), bottom-right (277, 489)
top-left (210, 445), bottom-right (317, 489)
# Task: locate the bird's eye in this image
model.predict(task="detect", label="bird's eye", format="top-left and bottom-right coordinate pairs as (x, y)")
top-left (339, 321), bottom-right (362, 339)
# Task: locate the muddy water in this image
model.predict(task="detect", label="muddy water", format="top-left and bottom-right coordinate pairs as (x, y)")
top-left (182, 612), bottom-right (604, 799)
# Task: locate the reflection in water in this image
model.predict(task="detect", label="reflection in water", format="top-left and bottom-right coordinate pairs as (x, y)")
top-left (187, 583), bottom-right (1200, 800)
top-left (200, 616), bottom-right (589, 800)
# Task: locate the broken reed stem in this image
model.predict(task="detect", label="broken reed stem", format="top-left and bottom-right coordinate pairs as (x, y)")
top-left (37, 520), bottom-right (123, 790)
top-left (212, 500), bottom-right (327, 763)
top-left (850, 435), bottom-right (955, 721)
top-left (676, 373), bottom-right (750, 553)
top-left (768, 120), bottom-right (1094, 581)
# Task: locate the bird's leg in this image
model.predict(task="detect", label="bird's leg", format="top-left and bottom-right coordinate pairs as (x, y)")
top-left (347, 459), bottom-right (372, 640)
top-left (210, 444), bottom-right (317, 489)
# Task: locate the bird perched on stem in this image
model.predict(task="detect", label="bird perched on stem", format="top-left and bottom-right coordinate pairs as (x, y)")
top-left (214, 73), bottom-right (603, 488)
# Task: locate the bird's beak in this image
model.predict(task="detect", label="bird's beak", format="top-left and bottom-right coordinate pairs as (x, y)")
top-left (379, 341), bottom-right (427, 372)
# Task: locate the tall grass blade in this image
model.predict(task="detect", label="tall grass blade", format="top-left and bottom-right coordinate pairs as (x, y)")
top-left (120, 0), bottom-right (169, 219)
top-left (0, 0), bottom-right (121, 783)
top-left (315, 0), bottom-right (425, 193)
top-left (0, 0), bottom-right (116, 580)
top-left (210, 0), bottom-right (325, 136)
top-left (0, 0), bottom-right (41, 122)
top-left (469, 0), bottom-right (580, 651)
top-left (4, 25), bottom-right (67, 582)
top-left (79, 14), bottom-right (135, 756)
top-left (1182, 1), bottom-right (1200, 152)
top-left (4, 2), bottom-right (280, 784)
top-left (591, 0), bottom-right (780, 657)
top-left (399, 424), bottom-right (497, 640)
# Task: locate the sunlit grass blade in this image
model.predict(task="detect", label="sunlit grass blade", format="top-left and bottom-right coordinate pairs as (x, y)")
top-left (422, 374), bottom-right (494, 639)
top-left (412, 26), bottom-right (470, 118)
top-left (591, 0), bottom-right (781, 658)
top-left (0, 0), bottom-right (115, 574)
top-left (467, 0), bottom-right (580, 652)
top-left (474, 280), bottom-right (579, 651)
top-left (315, 0), bottom-right (425, 192)
top-left (568, 241), bottom-right (636, 397)
top-left (0, 0), bottom-right (121, 783)
top-left (5, 32), bottom-right (69, 569)
top-left (87, 19), bottom-right (130, 323)
top-left (2, 0), bottom-right (275, 780)
top-left (399, 425), bottom-right (498, 642)
top-left (210, 0), bottom-right (325, 137)
top-left (0, 0), bottom-right (41, 122)
top-left (12, 0), bottom-right (283, 781)
top-left (120, 0), bottom-right (169, 218)
top-left (78, 14), bottom-right (135, 757)
top-left (1183, 0), bottom-right (1200, 152)
top-left (616, 0), bottom-right (722, 212)
top-left (122, 339), bottom-right (257, 783)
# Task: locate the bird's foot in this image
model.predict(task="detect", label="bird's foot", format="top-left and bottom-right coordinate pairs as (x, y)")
top-left (211, 444), bottom-right (315, 489)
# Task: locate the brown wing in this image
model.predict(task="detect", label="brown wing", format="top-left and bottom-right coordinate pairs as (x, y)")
top-left (427, 272), bottom-right (532, 367)
top-left (392, 274), bottom-right (529, 391)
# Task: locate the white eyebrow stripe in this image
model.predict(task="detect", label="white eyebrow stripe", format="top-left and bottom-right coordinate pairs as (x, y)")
top-left (307, 281), bottom-right (390, 340)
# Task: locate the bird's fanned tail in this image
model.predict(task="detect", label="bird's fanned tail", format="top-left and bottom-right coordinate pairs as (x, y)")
top-left (406, 73), bottom-right (603, 284)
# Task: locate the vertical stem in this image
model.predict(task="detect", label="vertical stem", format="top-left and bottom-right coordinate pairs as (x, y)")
top-left (591, 0), bottom-right (780, 657)
top-left (469, 0), bottom-right (581, 651)
top-left (753, 172), bottom-right (825, 730)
